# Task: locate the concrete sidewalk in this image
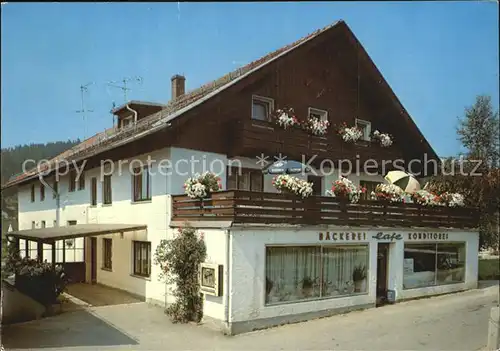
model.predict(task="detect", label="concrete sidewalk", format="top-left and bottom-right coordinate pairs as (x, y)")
top-left (2, 281), bottom-right (499, 350)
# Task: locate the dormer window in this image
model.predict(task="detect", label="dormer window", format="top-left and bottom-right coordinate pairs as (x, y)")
top-left (355, 118), bottom-right (371, 141)
top-left (308, 107), bottom-right (328, 122)
top-left (121, 117), bottom-right (133, 129)
top-left (252, 95), bottom-right (274, 121)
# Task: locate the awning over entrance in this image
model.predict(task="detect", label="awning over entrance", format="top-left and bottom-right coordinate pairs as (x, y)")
top-left (7, 223), bottom-right (147, 243)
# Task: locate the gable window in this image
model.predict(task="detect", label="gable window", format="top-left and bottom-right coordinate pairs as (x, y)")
top-left (227, 167), bottom-right (263, 192)
top-left (252, 95), bottom-right (274, 121)
top-left (133, 241), bottom-right (151, 277)
top-left (360, 180), bottom-right (379, 201)
top-left (102, 238), bottom-right (112, 270)
top-left (132, 166), bottom-right (151, 202)
top-left (355, 119), bottom-right (371, 141)
top-left (40, 183), bottom-right (45, 201)
top-left (91, 177), bottom-right (97, 206)
top-left (69, 171), bottom-right (77, 192)
top-left (52, 180), bottom-right (58, 199)
top-left (30, 184), bottom-right (35, 202)
top-left (78, 172), bottom-right (85, 190)
top-left (103, 175), bottom-right (112, 205)
top-left (308, 107), bottom-right (328, 122)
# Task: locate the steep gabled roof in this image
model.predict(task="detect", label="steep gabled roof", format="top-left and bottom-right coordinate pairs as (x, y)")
top-left (3, 19), bottom-right (438, 189)
top-left (3, 20), bottom-right (343, 189)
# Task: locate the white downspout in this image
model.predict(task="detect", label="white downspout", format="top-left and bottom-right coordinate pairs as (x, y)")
top-left (39, 175), bottom-right (60, 227)
top-left (125, 104), bottom-right (138, 124)
top-left (224, 228), bottom-right (231, 332)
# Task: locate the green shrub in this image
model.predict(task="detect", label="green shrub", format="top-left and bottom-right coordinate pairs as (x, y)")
top-left (154, 225), bottom-right (207, 323)
top-left (478, 259), bottom-right (500, 280)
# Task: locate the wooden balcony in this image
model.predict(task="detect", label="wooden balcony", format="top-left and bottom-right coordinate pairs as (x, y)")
top-left (171, 191), bottom-right (480, 229)
top-left (230, 119), bottom-right (405, 165)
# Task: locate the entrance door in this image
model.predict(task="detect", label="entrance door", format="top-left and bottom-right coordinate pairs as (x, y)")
top-left (376, 243), bottom-right (390, 306)
top-left (90, 237), bottom-right (97, 284)
top-left (307, 175), bottom-right (323, 196)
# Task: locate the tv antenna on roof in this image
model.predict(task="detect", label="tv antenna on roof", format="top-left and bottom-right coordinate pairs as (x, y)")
top-left (106, 76), bottom-right (143, 103)
top-left (76, 82), bottom-right (95, 140)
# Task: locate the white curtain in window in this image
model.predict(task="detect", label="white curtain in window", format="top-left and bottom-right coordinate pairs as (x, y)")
top-left (322, 247), bottom-right (368, 295)
top-left (266, 246), bottom-right (321, 302)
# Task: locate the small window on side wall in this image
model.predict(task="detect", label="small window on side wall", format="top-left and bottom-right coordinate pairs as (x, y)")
top-left (30, 184), bottom-right (35, 202)
top-left (355, 119), bottom-right (371, 141)
top-left (252, 95), bottom-right (274, 121)
top-left (308, 107), bottom-right (328, 122)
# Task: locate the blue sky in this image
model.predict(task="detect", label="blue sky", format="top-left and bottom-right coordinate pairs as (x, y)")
top-left (1, 2), bottom-right (498, 157)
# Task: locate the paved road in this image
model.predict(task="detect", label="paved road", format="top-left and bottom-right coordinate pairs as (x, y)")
top-left (2, 281), bottom-right (499, 351)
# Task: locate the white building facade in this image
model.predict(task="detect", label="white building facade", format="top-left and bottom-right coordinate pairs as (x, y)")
top-left (15, 146), bottom-right (480, 334)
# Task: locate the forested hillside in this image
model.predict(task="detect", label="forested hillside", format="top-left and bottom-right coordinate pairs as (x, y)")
top-left (1, 140), bottom-right (80, 234)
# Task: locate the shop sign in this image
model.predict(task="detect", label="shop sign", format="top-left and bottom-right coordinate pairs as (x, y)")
top-left (319, 232), bottom-right (367, 241)
top-left (403, 258), bottom-right (414, 273)
top-left (372, 232), bottom-right (403, 241)
top-left (407, 232), bottom-right (449, 240)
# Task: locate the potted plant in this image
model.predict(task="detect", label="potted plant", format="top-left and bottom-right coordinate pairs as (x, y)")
top-left (352, 265), bottom-right (367, 293)
top-left (410, 189), bottom-right (443, 207)
top-left (371, 130), bottom-right (393, 147)
top-left (302, 116), bottom-right (330, 136)
top-left (272, 108), bottom-right (299, 129)
top-left (265, 277), bottom-right (274, 297)
top-left (437, 192), bottom-right (465, 207)
top-left (325, 176), bottom-right (365, 204)
top-left (183, 171), bottom-right (222, 199)
top-left (337, 122), bottom-right (362, 143)
top-left (371, 183), bottom-right (406, 203)
top-left (272, 174), bottom-right (313, 198)
top-left (301, 277), bottom-right (315, 298)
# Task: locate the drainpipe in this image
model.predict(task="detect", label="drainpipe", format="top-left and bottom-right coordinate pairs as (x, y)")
top-left (224, 228), bottom-right (231, 331)
top-left (39, 175), bottom-right (60, 227)
top-left (125, 104), bottom-right (138, 125)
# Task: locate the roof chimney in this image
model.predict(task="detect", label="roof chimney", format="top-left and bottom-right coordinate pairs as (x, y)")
top-left (171, 74), bottom-right (185, 100)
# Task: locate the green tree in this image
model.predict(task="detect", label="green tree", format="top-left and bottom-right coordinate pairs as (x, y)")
top-left (457, 95), bottom-right (499, 167)
top-left (426, 95), bottom-right (499, 250)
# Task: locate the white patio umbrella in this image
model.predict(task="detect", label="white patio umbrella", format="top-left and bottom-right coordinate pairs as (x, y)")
top-left (384, 171), bottom-right (421, 193)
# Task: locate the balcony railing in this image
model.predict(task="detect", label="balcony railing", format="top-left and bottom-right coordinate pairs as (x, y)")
top-left (171, 191), bottom-right (479, 229)
top-left (231, 119), bottom-right (404, 162)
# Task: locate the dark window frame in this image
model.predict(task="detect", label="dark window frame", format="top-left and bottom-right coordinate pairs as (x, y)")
top-left (359, 180), bottom-right (379, 201)
top-left (30, 184), bottom-right (35, 202)
top-left (40, 183), bottom-right (45, 201)
top-left (52, 180), bottom-right (58, 199)
top-left (91, 177), bottom-right (98, 206)
top-left (132, 166), bottom-right (152, 202)
top-left (69, 171), bottom-right (76, 192)
top-left (103, 175), bottom-right (112, 205)
top-left (102, 238), bottom-right (112, 270)
top-left (226, 166), bottom-right (263, 192)
top-left (133, 241), bottom-right (151, 277)
top-left (78, 172), bottom-right (85, 191)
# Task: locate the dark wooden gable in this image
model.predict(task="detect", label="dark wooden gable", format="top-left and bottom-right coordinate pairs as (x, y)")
top-left (168, 22), bottom-right (436, 174)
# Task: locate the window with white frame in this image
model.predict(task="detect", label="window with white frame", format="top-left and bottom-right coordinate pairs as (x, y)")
top-left (355, 119), bottom-right (371, 141)
top-left (252, 95), bottom-right (274, 121)
top-left (265, 245), bottom-right (369, 304)
top-left (308, 107), bottom-right (328, 122)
